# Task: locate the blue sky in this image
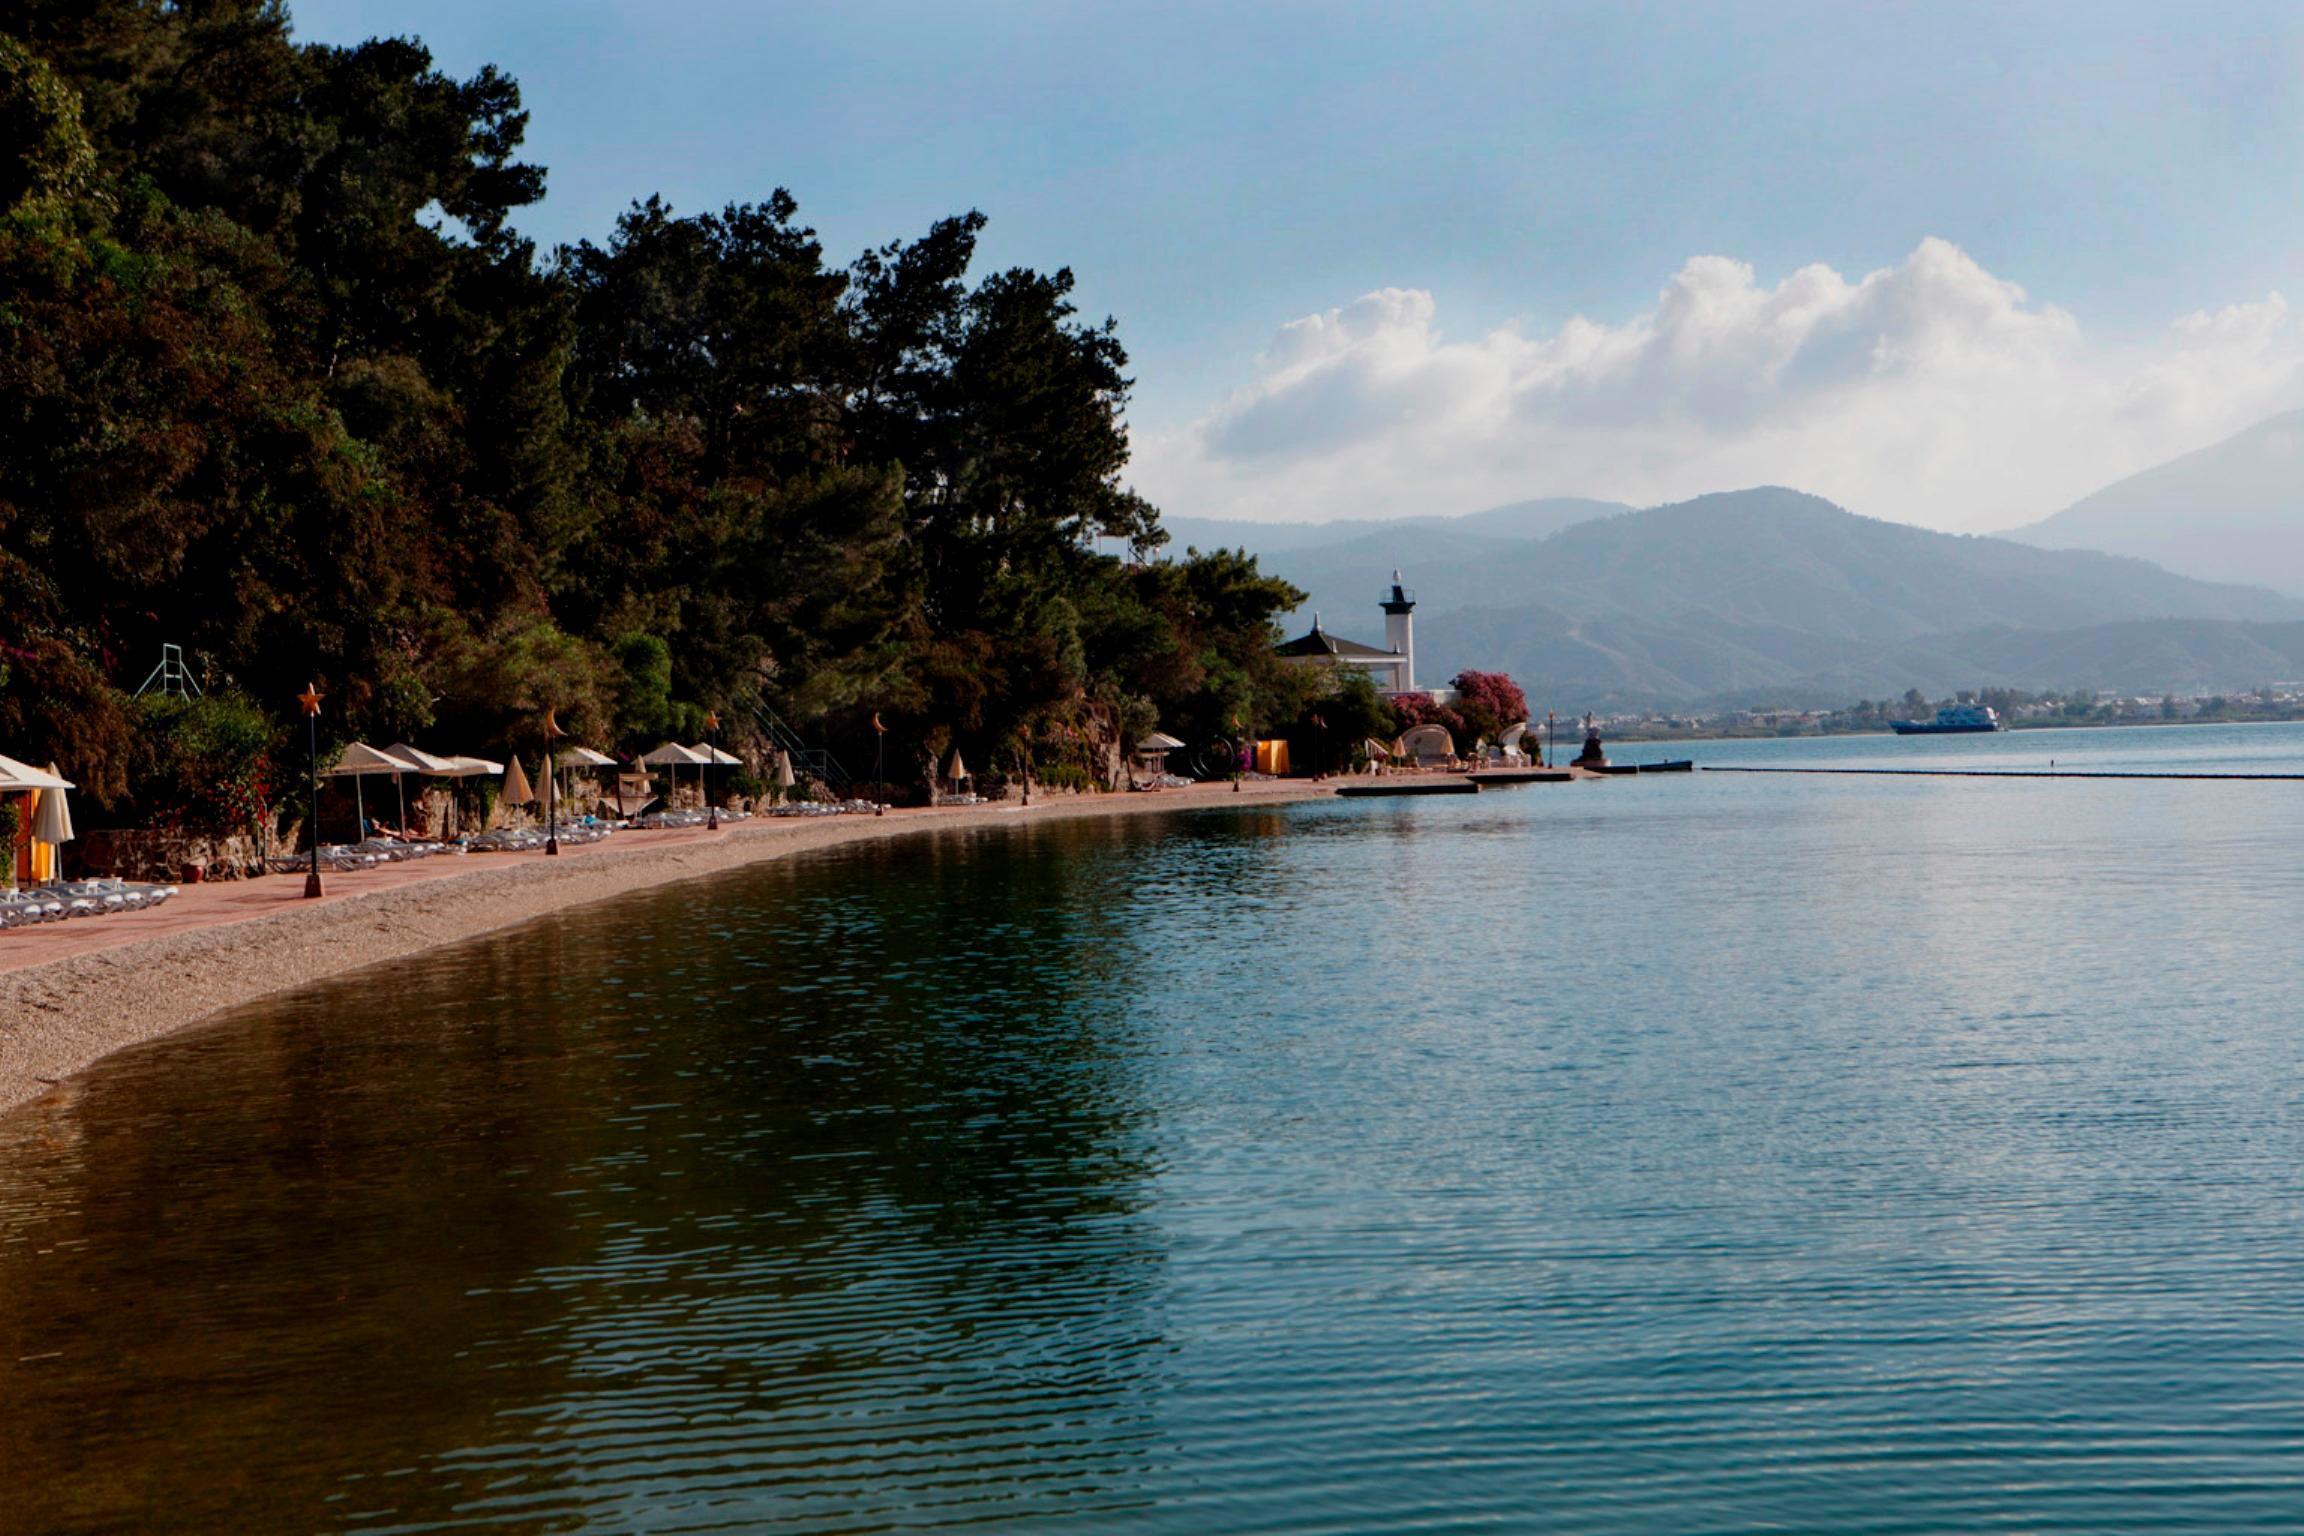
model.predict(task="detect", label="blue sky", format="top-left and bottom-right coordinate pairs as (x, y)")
top-left (292, 1), bottom-right (2304, 528)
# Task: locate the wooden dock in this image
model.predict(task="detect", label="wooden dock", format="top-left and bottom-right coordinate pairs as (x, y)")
top-left (1335, 780), bottom-right (1482, 797)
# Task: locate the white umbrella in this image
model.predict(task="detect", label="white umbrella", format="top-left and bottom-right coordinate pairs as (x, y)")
top-left (329, 741), bottom-right (413, 841)
top-left (32, 767), bottom-right (74, 868)
top-left (0, 754), bottom-right (72, 791)
top-left (381, 742), bottom-right (463, 838)
top-left (384, 742), bottom-right (459, 775)
top-left (774, 749), bottom-right (796, 791)
top-left (689, 742), bottom-right (739, 817)
top-left (641, 741), bottom-right (708, 806)
top-left (421, 754), bottom-right (502, 838)
top-left (556, 746), bottom-right (616, 814)
top-left (0, 757), bottom-right (70, 887)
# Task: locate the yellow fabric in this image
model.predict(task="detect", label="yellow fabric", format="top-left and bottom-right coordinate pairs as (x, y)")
top-left (24, 790), bottom-right (51, 880)
top-left (1253, 739), bottom-right (1291, 776)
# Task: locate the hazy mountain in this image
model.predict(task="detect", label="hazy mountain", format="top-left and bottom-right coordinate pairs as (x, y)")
top-left (1160, 497), bottom-right (1629, 623)
top-left (1508, 488), bottom-right (2300, 638)
top-left (1167, 483), bottom-right (2304, 709)
top-left (2006, 410), bottom-right (2304, 595)
top-left (1160, 496), bottom-right (1625, 558)
top-left (1422, 610), bottom-right (2304, 713)
top-left (1381, 488), bottom-right (2304, 708)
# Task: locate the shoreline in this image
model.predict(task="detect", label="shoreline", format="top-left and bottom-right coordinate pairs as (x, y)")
top-left (0, 781), bottom-right (1331, 1119)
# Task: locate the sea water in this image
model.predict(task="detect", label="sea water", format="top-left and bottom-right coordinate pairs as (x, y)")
top-left (5, 722), bottom-right (2304, 1534)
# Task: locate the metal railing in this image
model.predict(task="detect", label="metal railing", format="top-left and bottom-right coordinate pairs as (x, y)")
top-left (747, 701), bottom-right (854, 788)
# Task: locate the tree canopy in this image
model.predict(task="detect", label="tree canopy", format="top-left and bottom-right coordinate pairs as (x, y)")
top-left (0, 1), bottom-right (1303, 816)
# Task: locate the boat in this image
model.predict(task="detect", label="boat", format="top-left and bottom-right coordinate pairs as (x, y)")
top-left (1889, 704), bottom-right (2002, 735)
top-left (1467, 769), bottom-right (1574, 784)
top-left (1637, 759), bottom-right (1693, 773)
top-left (1586, 762), bottom-right (1642, 776)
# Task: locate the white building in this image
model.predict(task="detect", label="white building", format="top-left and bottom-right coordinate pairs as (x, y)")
top-left (1274, 573), bottom-right (1451, 701)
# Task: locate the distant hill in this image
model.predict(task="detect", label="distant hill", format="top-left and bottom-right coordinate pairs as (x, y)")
top-left (1225, 486), bottom-right (2304, 710)
top-left (1420, 607), bottom-right (2304, 712)
top-left (1157, 484), bottom-right (2304, 709)
top-left (1161, 496), bottom-right (1624, 557)
top-left (1498, 488), bottom-right (2302, 641)
top-left (1160, 497), bottom-right (1628, 624)
top-left (2006, 410), bottom-right (2304, 596)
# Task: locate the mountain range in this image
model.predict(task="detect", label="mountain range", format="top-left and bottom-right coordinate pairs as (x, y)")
top-left (2006, 410), bottom-right (2304, 597)
top-left (1171, 472), bottom-right (2304, 710)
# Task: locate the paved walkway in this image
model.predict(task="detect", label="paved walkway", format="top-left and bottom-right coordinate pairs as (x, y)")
top-left (0, 822), bottom-right (740, 977)
top-left (0, 781), bottom-right (1335, 979)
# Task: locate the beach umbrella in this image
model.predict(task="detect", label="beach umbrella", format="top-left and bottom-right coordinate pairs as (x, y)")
top-left (774, 749), bottom-right (796, 792)
top-left (328, 741), bottom-right (414, 841)
top-left (31, 766), bottom-right (74, 879)
top-left (503, 755), bottom-right (534, 807)
top-left (641, 741), bottom-right (708, 805)
top-left (946, 748), bottom-right (969, 785)
top-left (34, 765), bottom-right (73, 842)
top-left (383, 742), bottom-right (462, 838)
top-left (0, 757), bottom-right (71, 886)
top-left (557, 746), bottom-right (616, 812)
top-left (690, 742), bottom-right (740, 819)
top-left (0, 754), bottom-right (71, 791)
top-left (426, 754), bottom-right (503, 838)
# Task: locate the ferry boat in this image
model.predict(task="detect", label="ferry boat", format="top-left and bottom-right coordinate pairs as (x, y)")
top-left (1890, 703), bottom-right (2002, 735)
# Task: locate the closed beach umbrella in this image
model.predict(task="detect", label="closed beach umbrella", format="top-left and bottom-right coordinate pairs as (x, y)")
top-left (947, 748), bottom-right (968, 785)
top-left (32, 766), bottom-right (74, 879)
top-left (774, 749), bottom-right (796, 791)
top-left (503, 755), bottom-right (534, 807)
top-left (33, 767), bottom-right (73, 844)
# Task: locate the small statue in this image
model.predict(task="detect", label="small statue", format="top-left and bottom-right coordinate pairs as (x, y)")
top-left (1574, 716), bottom-right (1606, 768)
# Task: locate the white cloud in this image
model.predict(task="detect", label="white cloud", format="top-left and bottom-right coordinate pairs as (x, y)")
top-left (1130, 239), bottom-right (2304, 531)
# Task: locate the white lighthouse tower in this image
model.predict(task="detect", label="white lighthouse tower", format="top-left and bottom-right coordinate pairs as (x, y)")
top-left (1380, 571), bottom-right (1415, 692)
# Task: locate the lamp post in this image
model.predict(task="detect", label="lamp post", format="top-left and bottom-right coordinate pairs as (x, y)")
top-left (298, 682), bottom-right (324, 899)
top-left (705, 711), bottom-right (720, 830)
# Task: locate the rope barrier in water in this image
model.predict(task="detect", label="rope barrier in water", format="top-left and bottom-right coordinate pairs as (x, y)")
top-left (1701, 766), bottom-right (2304, 781)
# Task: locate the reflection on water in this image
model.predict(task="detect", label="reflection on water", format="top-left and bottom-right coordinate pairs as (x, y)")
top-left (5, 723), bottom-right (2304, 1534)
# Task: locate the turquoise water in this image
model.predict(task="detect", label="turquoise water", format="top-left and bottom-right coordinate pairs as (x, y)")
top-left (5, 722), bottom-right (2304, 1533)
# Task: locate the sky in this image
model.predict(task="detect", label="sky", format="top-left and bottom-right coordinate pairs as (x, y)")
top-left (292, 0), bottom-right (2304, 531)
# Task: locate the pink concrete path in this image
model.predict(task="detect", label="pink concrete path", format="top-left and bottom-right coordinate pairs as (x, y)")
top-left (0, 822), bottom-right (738, 977)
top-left (0, 780), bottom-right (1326, 979)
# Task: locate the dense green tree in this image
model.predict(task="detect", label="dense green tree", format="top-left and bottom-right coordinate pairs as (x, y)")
top-left (0, 4), bottom-right (1308, 823)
